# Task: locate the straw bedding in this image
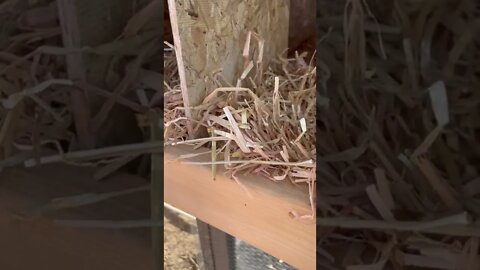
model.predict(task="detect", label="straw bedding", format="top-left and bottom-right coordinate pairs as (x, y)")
top-left (164, 44), bottom-right (316, 218)
top-left (0, 0), bottom-right (163, 172)
top-left (318, 0), bottom-right (480, 269)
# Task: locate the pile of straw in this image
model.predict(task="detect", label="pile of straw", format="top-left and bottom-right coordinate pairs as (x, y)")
top-left (0, 0), bottom-right (163, 172)
top-left (318, 0), bottom-right (480, 269)
top-left (164, 42), bottom-right (316, 216)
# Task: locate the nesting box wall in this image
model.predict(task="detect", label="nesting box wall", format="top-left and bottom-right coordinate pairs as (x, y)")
top-left (163, 0), bottom-right (316, 53)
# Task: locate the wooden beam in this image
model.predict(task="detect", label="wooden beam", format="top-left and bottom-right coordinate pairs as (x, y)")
top-left (167, 0), bottom-right (289, 136)
top-left (164, 145), bottom-right (315, 270)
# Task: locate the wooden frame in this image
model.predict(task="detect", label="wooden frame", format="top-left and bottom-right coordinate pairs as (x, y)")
top-left (164, 145), bottom-right (315, 270)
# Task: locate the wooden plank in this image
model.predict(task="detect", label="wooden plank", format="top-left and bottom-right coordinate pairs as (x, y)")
top-left (164, 145), bottom-right (315, 270)
top-left (167, 0), bottom-right (289, 136)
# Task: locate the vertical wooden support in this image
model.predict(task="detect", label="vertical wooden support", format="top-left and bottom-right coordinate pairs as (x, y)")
top-left (167, 0), bottom-right (289, 137)
top-left (197, 220), bottom-right (234, 270)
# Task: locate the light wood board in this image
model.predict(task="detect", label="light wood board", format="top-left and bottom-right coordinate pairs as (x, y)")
top-left (164, 145), bottom-right (315, 270)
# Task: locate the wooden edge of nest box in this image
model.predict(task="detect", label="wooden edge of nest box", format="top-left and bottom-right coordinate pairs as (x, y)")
top-left (164, 145), bottom-right (315, 270)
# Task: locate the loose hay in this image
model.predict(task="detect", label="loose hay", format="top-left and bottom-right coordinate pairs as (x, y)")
top-left (0, 0), bottom-right (162, 171)
top-left (164, 41), bottom-right (317, 218)
top-left (318, 0), bottom-right (480, 269)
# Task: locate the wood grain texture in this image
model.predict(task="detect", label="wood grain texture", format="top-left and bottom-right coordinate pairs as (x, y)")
top-left (164, 145), bottom-right (315, 270)
top-left (168, 0), bottom-right (289, 119)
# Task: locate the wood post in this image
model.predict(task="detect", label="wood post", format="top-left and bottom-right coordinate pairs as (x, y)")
top-left (164, 145), bottom-right (315, 269)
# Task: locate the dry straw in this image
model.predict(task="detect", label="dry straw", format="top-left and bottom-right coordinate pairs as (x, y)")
top-left (317, 0), bottom-right (480, 268)
top-left (164, 32), bottom-right (317, 218)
